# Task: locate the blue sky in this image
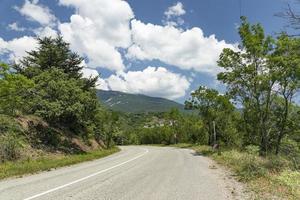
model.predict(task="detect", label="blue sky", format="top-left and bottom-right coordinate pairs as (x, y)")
top-left (0, 0), bottom-right (297, 103)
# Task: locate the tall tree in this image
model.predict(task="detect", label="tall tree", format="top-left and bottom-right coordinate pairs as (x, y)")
top-left (15, 36), bottom-right (84, 79)
top-left (185, 86), bottom-right (235, 146)
top-left (217, 17), bottom-right (275, 155)
top-left (218, 17), bottom-right (300, 155)
top-left (269, 34), bottom-right (300, 154)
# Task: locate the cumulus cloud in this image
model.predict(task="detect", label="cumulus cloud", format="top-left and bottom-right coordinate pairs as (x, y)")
top-left (15, 0), bottom-right (57, 27)
top-left (33, 26), bottom-right (58, 38)
top-left (164, 2), bottom-right (186, 18)
top-left (163, 2), bottom-right (186, 26)
top-left (127, 20), bottom-right (237, 75)
top-left (58, 0), bottom-right (134, 72)
top-left (8, 22), bottom-right (26, 32)
top-left (0, 36), bottom-right (38, 62)
top-left (103, 67), bottom-right (190, 99)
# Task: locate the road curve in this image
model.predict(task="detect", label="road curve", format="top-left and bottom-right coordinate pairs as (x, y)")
top-left (0, 146), bottom-right (245, 200)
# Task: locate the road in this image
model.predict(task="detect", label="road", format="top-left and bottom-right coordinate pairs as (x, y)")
top-left (0, 146), bottom-right (245, 200)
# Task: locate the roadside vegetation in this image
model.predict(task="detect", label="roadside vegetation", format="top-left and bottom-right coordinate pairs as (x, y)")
top-left (0, 37), bottom-right (121, 178)
top-left (0, 11), bottom-right (299, 200)
top-left (109, 18), bottom-right (300, 199)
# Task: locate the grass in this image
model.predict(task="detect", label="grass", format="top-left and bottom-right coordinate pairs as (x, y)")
top-left (0, 147), bottom-right (120, 180)
top-left (175, 144), bottom-right (299, 200)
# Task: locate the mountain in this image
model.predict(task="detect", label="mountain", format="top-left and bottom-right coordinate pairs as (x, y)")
top-left (96, 90), bottom-right (186, 113)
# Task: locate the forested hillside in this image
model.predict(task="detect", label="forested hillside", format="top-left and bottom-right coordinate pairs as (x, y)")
top-left (97, 90), bottom-right (185, 113)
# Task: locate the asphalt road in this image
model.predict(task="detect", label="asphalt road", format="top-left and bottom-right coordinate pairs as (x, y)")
top-left (0, 146), bottom-right (243, 200)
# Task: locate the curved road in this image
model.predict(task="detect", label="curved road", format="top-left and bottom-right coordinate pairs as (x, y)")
top-left (0, 146), bottom-right (243, 200)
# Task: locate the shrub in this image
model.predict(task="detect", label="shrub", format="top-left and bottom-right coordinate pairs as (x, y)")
top-left (0, 134), bottom-right (22, 162)
top-left (0, 115), bottom-right (23, 135)
top-left (212, 149), bottom-right (267, 181)
top-left (245, 145), bottom-right (260, 155)
top-left (264, 156), bottom-right (290, 172)
top-left (280, 139), bottom-right (300, 170)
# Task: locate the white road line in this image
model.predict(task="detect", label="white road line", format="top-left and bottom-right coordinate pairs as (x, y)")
top-left (23, 148), bottom-right (149, 200)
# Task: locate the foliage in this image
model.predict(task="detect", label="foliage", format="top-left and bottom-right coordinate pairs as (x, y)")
top-left (29, 68), bottom-right (99, 134)
top-left (15, 37), bottom-right (84, 79)
top-left (0, 63), bottom-right (34, 115)
top-left (0, 133), bottom-right (22, 163)
top-left (185, 86), bottom-right (238, 146)
top-left (217, 17), bottom-right (300, 155)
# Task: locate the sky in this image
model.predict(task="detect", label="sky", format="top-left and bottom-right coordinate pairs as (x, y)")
top-left (0, 0), bottom-right (298, 103)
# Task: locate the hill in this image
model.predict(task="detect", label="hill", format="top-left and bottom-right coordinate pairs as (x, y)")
top-left (96, 90), bottom-right (185, 113)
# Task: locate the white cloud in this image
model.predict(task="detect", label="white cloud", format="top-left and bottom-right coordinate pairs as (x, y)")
top-left (0, 36), bottom-right (38, 62)
top-left (103, 67), bottom-right (190, 99)
top-left (127, 20), bottom-right (237, 75)
top-left (163, 2), bottom-right (186, 27)
top-left (164, 2), bottom-right (186, 18)
top-left (8, 22), bottom-right (26, 32)
top-left (33, 26), bottom-right (58, 38)
top-left (15, 0), bottom-right (57, 27)
top-left (58, 0), bottom-right (134, 72)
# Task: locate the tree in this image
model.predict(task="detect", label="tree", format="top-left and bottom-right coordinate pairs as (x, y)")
top-left (164, 108), bottom-right (182, 144)
top-left (218, 17), bottom-right (300, 155)
top-left (15, 37), bottom-right (84, 79)
top-left (29, 68), bottom-right (99, 134)
top-left (269, 34), bottom-right (300, 154)
top-left (185, 86), bottom-right (235, 146)
top-left (0, 63), bottom-right (34, 115)
top-left (218, 17), bottom-right (276, 155)
top-left (101, 111), bottom-right (120, 148)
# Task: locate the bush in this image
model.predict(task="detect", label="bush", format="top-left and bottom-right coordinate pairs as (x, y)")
top-left (195, 145), bottom-right (215, 155)
top-left (280, 139), bottom-right (300, 170)
top-left (264, 156), bottom-right (290, 172)
top-left (245, 145), bottom-right (260, 155)
top-left (0, 115), bottom-right (23, 135)
top-left (0, 134), bottom-right (22, 162)
top-left (212, 149), bottom-right (267, 181)
top-left (0, 115), bottom-right (24, 162)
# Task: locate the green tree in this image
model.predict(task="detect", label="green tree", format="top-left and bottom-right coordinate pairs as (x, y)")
top-left (185, 86), bottom-right (235, 146)
top-left (164, 108), bottom-right (182, 144)
top-left (270, 34), bottom-right (300, 154)
top-left (101, 111), bottom-right (120, 148)
top-left (218, 17), bottom-right (275, 155)
top-left (0, 63), bottom-right (34, 115)
top-left (218, 17), bottom-right (300, 155)
top-left (15, 37), bottom-right (83, 79)
top-left (29, 68), bottom-right (99, 134)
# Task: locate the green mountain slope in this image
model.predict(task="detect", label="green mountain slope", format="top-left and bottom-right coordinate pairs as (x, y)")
top-left (97, 90), bottom-right (185, 113)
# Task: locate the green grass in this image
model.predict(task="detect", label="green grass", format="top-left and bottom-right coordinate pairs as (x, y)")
top-left (175, 144), bottom-right (300, 200)
top-left (0, 147), bottom-right (120, 180)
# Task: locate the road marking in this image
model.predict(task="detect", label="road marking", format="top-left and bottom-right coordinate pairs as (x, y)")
top-left (23, 148), bottom-right (149, 200)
